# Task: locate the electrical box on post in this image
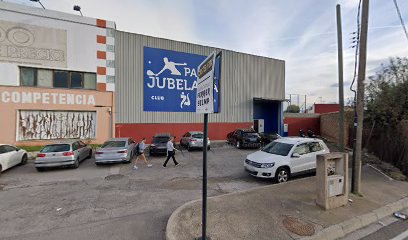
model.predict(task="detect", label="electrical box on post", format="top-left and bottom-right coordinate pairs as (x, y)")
top-left (316, 152), bottom-right (349, 210)
top-left (328, 175), bottom-right (344, 197)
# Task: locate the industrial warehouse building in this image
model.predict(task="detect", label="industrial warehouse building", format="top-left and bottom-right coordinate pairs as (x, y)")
top-left (115, 32), bottom-right (285, 141)
top-left (0, 2), bottom-right (285, 145)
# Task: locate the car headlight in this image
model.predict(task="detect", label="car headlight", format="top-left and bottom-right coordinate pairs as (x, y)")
top-left (261, 163), bottom-right (275, 168)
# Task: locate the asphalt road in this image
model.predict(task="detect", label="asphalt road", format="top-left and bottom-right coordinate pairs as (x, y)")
top-left (0, 146), bottom-right (288, 240)
top-left (360, 218), bottom-right (408, 240)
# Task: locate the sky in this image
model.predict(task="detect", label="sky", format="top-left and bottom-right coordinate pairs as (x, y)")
top-left (5, 0), bottom-right (408, 108)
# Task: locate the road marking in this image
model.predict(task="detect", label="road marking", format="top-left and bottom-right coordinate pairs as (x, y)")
top-left (367, 164), bottom-right (393, 181)
top-left (390, 229), bottom-right (408, 240)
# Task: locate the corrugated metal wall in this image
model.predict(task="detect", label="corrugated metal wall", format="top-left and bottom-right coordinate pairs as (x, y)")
top-left (115, 31), bottom-right (285, 124)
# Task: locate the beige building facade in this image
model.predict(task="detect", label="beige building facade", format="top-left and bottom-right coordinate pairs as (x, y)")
top-left (0, 2), bottom-right (116, 146)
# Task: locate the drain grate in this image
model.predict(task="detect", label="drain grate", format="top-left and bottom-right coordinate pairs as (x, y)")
top-left (282, 216), bottom-right (315, 236)
top-left (105, 174), bottom-right (124, 181)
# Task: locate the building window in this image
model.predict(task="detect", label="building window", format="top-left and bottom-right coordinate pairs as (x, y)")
top-left (20, 67), bottom-right (36, 86)
top-left (19, 67), bottom-right (97, 90)
top-left (37, 69), bottom-right (53, 87)
top-left (54, 71), bottom-right (69, 88)
top-left (84, 73), bottom-right (96, 89)
top-left (70, 72), bottom-right (83, 88)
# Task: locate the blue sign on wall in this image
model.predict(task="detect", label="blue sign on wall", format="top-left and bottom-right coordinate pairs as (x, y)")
top-left (143, 47), bottom-right (220, 112)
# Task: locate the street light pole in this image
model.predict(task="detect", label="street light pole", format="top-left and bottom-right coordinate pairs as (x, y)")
top-left (336, 4), bottom-right (345, 151)
top-left (29, 0), bottom-right (45, 9)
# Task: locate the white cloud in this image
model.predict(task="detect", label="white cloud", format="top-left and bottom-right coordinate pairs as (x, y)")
top-left (4, 0), bottom-right (407, 106)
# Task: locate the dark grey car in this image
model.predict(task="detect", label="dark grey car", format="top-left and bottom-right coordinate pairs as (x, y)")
top-left (149, 134), bottom-right (172, 156)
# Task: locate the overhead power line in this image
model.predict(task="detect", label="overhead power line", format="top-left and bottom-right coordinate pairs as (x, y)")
top-left (350, 0), bottom-right (362, 98)
top-left (393, 0), bottom-right (408, 42)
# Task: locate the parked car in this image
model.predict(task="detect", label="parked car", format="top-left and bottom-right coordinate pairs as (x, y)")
top-left (0, 144), bottom-right (28, 176)
top-left (95, 138), bottom-right (136, 165)
top-left (35, 140), bottom-right (92, 171)
top-left (244, 137), bottom-right (329, 183)
top-left (259, 132), bottom-right (281, 145)
top-left (149, 133), bottom-right (173, 156)
top-left (227, 129), bottom-right (262, 149)
top-left (180, 131), bottom-right (210, 151)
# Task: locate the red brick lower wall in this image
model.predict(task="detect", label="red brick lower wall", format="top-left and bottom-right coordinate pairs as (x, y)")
top-left (284, 117), bottom-right (320, 136)
top-left (115, 122), bottom-right (253, 143)
top-left (320, 111), bottom-right (353, 146)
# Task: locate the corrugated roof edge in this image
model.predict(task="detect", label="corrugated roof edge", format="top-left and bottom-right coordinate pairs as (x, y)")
top-left (116, 30), bottom-right (285, 63)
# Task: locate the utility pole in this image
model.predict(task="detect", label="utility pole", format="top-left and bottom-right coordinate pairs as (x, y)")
top-left (297, 94), bottom-right (300, 107)
top-left (304, 95), bottom-right (307, 113)
top-left (336, 4), bottom-right (345, 151)
top-left (352, 0), bottom-right (369, 194)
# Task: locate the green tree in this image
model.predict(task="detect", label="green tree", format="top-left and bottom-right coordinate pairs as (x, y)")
top-left (366, 57), bottom-right (408, 127)
top-left (286, 104), bottom-right (300, 113)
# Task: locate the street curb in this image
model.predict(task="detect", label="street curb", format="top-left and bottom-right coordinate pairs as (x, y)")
top-left (301, 196), bottom-right (408, 240)
top-left (165, 177), bottom-right (310, 240)
top-left (165, 199), bottom-right (200, 240)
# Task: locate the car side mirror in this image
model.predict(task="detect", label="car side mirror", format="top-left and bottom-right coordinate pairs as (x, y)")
top-left (16, 148), bottom-right (20, 151)
top-left (292, 153), bottom-right (300, 158)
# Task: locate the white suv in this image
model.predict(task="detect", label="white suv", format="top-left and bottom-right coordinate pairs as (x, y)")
top-left (244, 137), bottom-right (329, 183)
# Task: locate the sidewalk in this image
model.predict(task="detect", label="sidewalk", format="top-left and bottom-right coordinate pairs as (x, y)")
top-left (166, 165), bottom-right (408, 240)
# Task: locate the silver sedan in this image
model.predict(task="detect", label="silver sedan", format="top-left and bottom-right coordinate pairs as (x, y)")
top-left (95, 138), bottom-right (136, 165)
top-left (180, 131), bottom-right (211, 151)
top-left (35, 140), bottom-right (92, 171)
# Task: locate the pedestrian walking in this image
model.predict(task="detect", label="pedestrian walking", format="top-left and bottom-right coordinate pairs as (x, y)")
top-left (133, 138), bottom-right (152, 170)
top-left (163, 136), bottom-right (179, 168)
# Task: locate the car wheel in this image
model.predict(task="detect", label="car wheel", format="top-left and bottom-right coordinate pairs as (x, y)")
top-left (207, 146), bottom-right (211, 151)
top-left (0, 165), bottom-right (2, 176)
top-left (21, 154), bottom-right (28, 165)
top-left (236, 141), bottom-right (242, 149)
top-left (275, 167), bottom-right (290, 183)
top-left (72, 158), bottom-right (80, 169)
top-left (87, 150), bottom-right (92, 159)
top-left (36, 167), bottom-right (45, 172)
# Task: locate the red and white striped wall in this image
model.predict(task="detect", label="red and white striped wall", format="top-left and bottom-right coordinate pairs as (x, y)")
top-left (96, 19), bottom-right (115, 92)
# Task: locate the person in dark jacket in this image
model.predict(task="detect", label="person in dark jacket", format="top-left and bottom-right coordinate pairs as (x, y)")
top-left (163, 137), bottom-right (179, 167)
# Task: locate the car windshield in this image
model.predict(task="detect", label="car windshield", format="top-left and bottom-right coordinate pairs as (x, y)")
top-left (153, 137), bottom-right (169, 143)
top-left (243, 132), bottom-right (259, 137)
top-left (192, 133), bottom-right (203, 139)
top-left (101, 141), bottom-right (126, 148)
top-left (41, 144), bottom-right (70, 153)
top-left (262, 142), bottom-right (293, 156)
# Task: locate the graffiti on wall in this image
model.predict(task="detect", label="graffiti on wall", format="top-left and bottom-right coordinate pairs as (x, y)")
top-left (17, 111), bottom-right (96, 141)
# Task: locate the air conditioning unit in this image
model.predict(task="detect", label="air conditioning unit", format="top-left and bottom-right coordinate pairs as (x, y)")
top-left (328, 175), bottom-right (344, 197)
